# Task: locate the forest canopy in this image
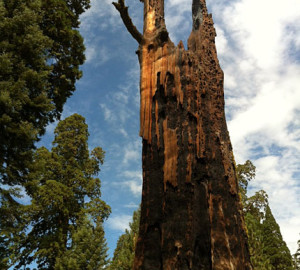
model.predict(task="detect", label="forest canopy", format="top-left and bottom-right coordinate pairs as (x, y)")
top-left (0, 0), bottom-right (90, 185)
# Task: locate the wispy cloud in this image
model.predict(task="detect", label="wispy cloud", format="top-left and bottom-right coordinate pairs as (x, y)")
top-left (106, 214), bottom-right (132, 232)
top-left (165, 0), bottom-right (192, 45)
top-left (210, 0), bottom-right (300, 253)
top-left (85, 45), bottom-right (111, 66)
top-left (124, 202), bottom-right (140, 208)
top-left (100, 103), bottom-right (117, 123)
top-left (122, 139), bottom-right (141, 165)
top-left (121, 170), bottom-right (143, 196)
top-left (98, 63), bottom-right (140, 142)
top-left (123, 180), bottom-right (142, 197)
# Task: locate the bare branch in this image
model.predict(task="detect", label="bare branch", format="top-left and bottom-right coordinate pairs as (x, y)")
top-left (112, 0), bottom-right (144, 44)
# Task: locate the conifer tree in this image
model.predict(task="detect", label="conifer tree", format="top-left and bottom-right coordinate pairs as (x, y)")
top-left (237, 160), bottom-right (293, 270)
top-left (0, 188), bottom-right (26, 269)
top-left (261, 205), bottom-right (293, 270)
top-left (236, 160), bottom-right (256, 207)
top-left (244, 211), bottom-right (272, 270)
top-left (109, 208), bottom-right (140, 270)
top-left (0, 0), bottom-right (90, 185)
top-left (55, 216), bottom-right (109, 270)
top-left (293, 239), bottom-right (300, 270)
top-left (11, 114), bottom-right (111, 269)
top-left (245, 190), bottom-right (273, 270)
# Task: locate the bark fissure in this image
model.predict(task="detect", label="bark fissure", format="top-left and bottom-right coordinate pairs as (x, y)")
top-left (113, 0), bottom-right (253, 269)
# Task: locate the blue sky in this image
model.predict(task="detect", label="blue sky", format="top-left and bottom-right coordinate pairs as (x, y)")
top-left (40, 0), bottom-right (300, 257)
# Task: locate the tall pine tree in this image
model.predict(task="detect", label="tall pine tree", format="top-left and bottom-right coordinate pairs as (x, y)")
top-left (244, 190), bottom-right (272, 270)
top-left (1, 2), bottom-right (90, 260)
top-left (261, 205), bottom-right (293, 270)
top-left (10, 114), bottom-right (110, 269)
top-left (55, 216), bottom-right (109, 270)
top-left (237, 160), bottom-right (293, 270)
top-left (0, 0), bottom-right (90, 185)
top-left (109, 208), bottom-right (140, 270)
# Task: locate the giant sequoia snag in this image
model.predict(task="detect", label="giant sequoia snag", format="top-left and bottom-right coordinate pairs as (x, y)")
top-left (113, 0), bottom-right (252, 269)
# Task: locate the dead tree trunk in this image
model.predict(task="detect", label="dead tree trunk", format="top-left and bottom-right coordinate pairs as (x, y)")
top-left (113, 0), bottom-right (252, 269)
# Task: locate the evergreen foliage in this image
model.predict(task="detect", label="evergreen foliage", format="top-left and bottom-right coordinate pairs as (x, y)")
top-left (55, 216), bottom-right (109, 270)
top-left (237, 160), bottom-right (293, 270)
top-left (0, 188), bottom-right (26, 269)
top-left (244, 211), bottom-right (272, 270)
top-left (293, 239), bottom-right (300, 269)
top-left (4, 114), bottom-right (110, 269)
top-left (236, 160), bottom-right (256, 207)
top-left (109, 207), bottom-right (140, 270)
top-left (261, 205), bottom-right (293, 270)
top-left (0, 0), bottom-right (90, 185)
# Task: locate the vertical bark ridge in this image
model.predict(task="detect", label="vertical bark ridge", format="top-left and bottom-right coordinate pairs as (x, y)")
top-left (123, 0), bottom-right (253, 269)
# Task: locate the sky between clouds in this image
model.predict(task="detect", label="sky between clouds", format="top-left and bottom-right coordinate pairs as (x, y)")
top-left (41, 0), bottom-right (300, 256)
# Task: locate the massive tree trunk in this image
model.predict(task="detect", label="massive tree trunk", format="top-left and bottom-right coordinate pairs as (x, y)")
top-left (113, 0), bottom-right (252, 269)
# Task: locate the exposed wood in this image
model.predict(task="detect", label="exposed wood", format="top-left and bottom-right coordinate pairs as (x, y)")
top-left (114, 0), bottom-right (253, 269)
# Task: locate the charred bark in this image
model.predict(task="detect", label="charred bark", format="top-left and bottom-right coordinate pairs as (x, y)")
top-left (113, 0), bottom-right (252, 269)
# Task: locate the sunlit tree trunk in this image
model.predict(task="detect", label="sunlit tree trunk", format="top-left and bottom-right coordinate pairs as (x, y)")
top-left (113, 0), bottom-right (252, 269)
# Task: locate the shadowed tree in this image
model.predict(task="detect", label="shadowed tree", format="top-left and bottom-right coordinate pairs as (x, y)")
top-left (113, 0), bottom-right (252, 269)
top-left (0, 1), bottom-right (94, 267)
top-left (12, 114), bottom-right (111, 269)
top-left (0, 0), bottom-right (90, 185)
top-left (55, 216), bottom-right (110, 270)
top-left (109, 207), bottom-right (140, 270)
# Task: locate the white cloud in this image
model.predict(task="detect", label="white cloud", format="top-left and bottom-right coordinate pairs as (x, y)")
top-left (123, 180), bottom-right (142, 197)
top-left (122, 140), bottom-right (141, 165)
top-left (119, 128), bottom-right (128, 138)
top-left (85, 45), bottom-right (111, 66)
top-left (80, 0), bottom-right (119, 31)
top-left (124, 202), bottom-right (140, 208)
top-left (253, 155), bottom-right (300, 253)
top-left (165, 0), bottom-right (192, 45)
top-left (123, 148), bottom-right (140, 164)
top-left (211, 0), bottom-right (300, 253)
top-left (215, 25), bottom-right (228, 56)
top-left (121, 170), bottom-right (143, 196)
top-left (123, 170), bottom-right (142, 180)
top-left (100, 103), bottom-right (116, 122)
top-left (106, 214), bottom-right (132, 232)
top-left (79, 0), bottom-right (130, 66)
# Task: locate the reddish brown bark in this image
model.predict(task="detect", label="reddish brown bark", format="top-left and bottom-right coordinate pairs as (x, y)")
top-left (113, 0), bottom-right (252, 269)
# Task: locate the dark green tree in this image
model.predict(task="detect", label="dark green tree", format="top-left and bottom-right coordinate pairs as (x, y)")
top-left (109, 208), bottom-right (140, 270)
top-left (237, 160), bottom-right (293, 270)
top-left (244, 211), bottom-right (271, 270)
top-left (0, 188), bottom-right (26, 269)
top-left (12, 114), bottom-right (110, 269)
top-left (1, 0), bottom-right (91, 263)
top-left (245, 191), bottom-right (272, 270)
top-left (0, 0), bottom-right (90, 185)
top-left (293, 239), bottom-right (300, 270)
top-left (55, 216), bottom-right (109, 270)
top-left (261, 205), bottom-right (293, 270)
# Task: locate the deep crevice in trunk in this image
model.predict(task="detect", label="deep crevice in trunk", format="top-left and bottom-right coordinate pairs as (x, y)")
top-left (113, 0), bottom-right (253, 269)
